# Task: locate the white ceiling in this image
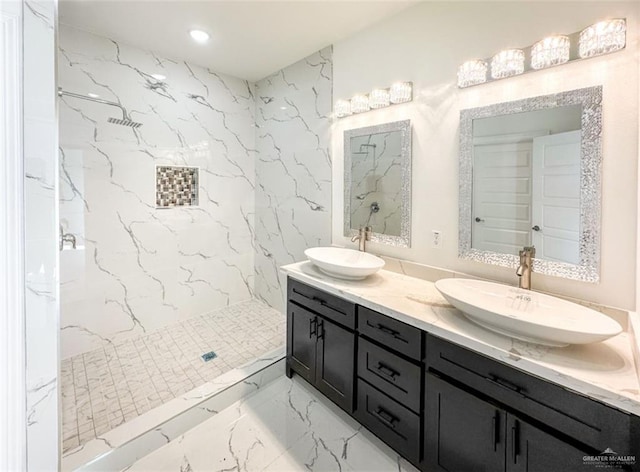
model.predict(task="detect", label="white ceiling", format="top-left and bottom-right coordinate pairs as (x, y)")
top-left (59, 0), bottom-right (417, 82)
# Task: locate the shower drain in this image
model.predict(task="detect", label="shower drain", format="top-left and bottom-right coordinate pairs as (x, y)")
top-left (201, 351), bottom-right (217, 362)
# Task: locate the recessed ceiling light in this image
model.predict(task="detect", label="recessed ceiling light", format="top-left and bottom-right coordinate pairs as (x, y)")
top-left (189, 29), bottom-right (210, 43)
top-left (151, 74), bottom-right (166, 81)
top-left (279, 106), bottom-right (287, 110)
top-left (87, 93), bottom-right (99, 98)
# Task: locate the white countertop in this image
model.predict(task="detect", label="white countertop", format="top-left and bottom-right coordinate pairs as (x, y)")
top-left (281, 261), bottom-right (640, 416)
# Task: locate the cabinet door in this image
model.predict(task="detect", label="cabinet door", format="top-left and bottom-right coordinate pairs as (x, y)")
top-left (507, 415), bottom-right (588, 472)
top-left (287, 302), bottom-right (317, 383)
top-left (315, 317), bottom-right (355, 412)
top-left (425, 373), bottom-right (506, 472)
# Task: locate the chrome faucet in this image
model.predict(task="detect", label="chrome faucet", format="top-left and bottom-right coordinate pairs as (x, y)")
top-left (59, 224), bottom-right (77, 251)
top-left (516, 246), bottom-right (535, 290)
top-left (351, 226), bottom-right (372, 252)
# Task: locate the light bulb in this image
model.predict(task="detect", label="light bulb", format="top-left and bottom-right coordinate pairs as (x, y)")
top-left (457, 60), bottom-right (488, 88)
top-left (369, 88), bottom-right (390, 109)
top-left (189, 29), bottom-right (210, 43)
top-left (579, 19), bottom-right (626, 58)
top-left (389, 82), bottom-right (412, 104)
top-left (350, 94), bottom-right (370, 114)
top-left (491, 49), bottom-right (525, 79)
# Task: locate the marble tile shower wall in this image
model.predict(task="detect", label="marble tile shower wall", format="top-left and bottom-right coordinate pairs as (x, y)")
top-left (24, 0), bottom-right (59, 469)
top-left (254, 47), bottom-right (333, 310)
top-left (59, 26), bottom-right (257, 359)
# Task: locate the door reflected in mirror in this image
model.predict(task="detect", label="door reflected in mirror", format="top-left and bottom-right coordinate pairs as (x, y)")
top-left (471, 105), bottom-right (581, 265)
top-left (344, 120), bottom-right (411, 247)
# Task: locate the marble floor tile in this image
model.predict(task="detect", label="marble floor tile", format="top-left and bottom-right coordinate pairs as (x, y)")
top-left (127, 376), bottom-right (420, 472)
top-left (61, 300), bottom-right (285, 453)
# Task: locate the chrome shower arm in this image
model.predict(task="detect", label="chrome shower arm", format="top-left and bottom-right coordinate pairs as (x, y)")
top-left (57, 88), bottom-right (129, 121)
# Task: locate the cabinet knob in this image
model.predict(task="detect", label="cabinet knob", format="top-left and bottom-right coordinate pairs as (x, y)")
top-left (532, 225), bottom-right (541, 231)
top-left (475, 217), bottom-right (484, 223)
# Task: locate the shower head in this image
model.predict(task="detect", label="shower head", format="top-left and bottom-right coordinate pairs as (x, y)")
top-left (353, 143), bottom-right (376, 154)
top-left (108, 117), bottom-right (142, 128)
top-left (58, 88), bottom-right (143, 128)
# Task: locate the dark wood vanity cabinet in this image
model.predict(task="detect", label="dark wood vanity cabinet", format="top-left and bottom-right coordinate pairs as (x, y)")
top-left (286, 279), bottom-right (356, 413)
top-left (285, 277), bottom-right (639, 472)
top-left (425, 333), bottom-right (639, 472)
top-left (425, 373), bottom-right (588, 472)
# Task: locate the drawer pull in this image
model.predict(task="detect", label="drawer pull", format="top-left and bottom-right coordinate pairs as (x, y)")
top-left (310, 295), bottom-right (345, 316)
top-left (373, 407), bottom-right (398, 429)
top-left (317, 319), bottom-right (325, 340)
top-left (376, 362), bottom-right (399, 381)
top-left (368, 321), bottom-right (408, 342)
top-left (487, 374), bottom-right (525, 397)
top-left (292, 288), bottom-right (330, 309)
top-left (377, 323), bottom-right (399, 337)
top-left (311, 296), bottom-right (326, 306)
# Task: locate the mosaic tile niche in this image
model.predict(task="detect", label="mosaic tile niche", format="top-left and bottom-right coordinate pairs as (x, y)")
top-left (156, 166), bottom-right (199, 208)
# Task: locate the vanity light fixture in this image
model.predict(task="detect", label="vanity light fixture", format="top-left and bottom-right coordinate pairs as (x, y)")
top-left (457, 18), bottom-right (626, 88)
top-left (579, 19), bottom-right (626, 58)
top-left (369, 88), bottom-right (390, 109)
top-left (87, 93), bottom-right (100, 98)
top-left (531, 35), bottom-right (570, 69)
top-left (389, 82), bottom-right (412, 104)
top-left (334, 99), bottom-right (352, 118)
top-left (350, 94), bottom-right (370, 114)
top-left (189, 29), bottom-right (210, 43)
top-left (491, 49), bottom-right (525, 79)
top-left (334, 81), bottom-right (413, 118)
top-left (457, 60), bottom-right (488, 87)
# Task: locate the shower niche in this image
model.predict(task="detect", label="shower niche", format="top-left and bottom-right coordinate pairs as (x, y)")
top-left (344, 120), bottom-right (412, 247)
top-left (155, 165), bottom-right (199, 208)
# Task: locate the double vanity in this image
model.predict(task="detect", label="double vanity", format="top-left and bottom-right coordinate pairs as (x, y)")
top-left (282, 260), bottom-right (640, 471)
top-left (302, 82), bottom-right (640, 470)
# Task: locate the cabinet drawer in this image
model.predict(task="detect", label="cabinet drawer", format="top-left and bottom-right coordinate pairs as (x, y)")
top-left (355, 379), bottom-right (421, 464)
top-left (426, 334), bottom-right (632, 453)
top-left (288, 278), bottom-right (355, 329)
top-left (358, 337), bottom-right (421, 413)
top-left (358, 306), bottom-right (422, 360)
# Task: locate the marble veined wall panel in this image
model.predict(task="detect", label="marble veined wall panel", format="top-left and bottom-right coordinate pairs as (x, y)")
top-left (24, 0), bottom-right (60, 469)
top-left (254, 47), bottom-right (333, 310)
top-left (59, 26), bottom-right (256, 359)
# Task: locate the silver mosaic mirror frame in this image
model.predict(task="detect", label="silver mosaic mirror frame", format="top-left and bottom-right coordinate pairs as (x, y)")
top-left (344, 120), bottom-right (412, 247)
top-left (459, 86), bottom-right (603, 282)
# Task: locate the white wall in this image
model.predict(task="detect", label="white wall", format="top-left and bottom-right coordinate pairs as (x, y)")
top-left (332, 2), bottom-right (639, 310)
top-left (254, 48), bottom-right (333, 310)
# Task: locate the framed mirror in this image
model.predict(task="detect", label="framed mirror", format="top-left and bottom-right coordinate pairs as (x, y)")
top-left (459, 86), bottom-right (602, 282)
top-left (344, 120), bottom-right (411, 247)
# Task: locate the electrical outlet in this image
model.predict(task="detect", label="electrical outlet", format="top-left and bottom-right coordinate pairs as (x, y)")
top-left (432, 230), bottom-right (442, 248)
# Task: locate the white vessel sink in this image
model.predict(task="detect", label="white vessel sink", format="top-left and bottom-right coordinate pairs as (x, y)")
top-left (304, 247), bottom-right (385, 280)
top-left (435, 278), bottom-right (622, 347)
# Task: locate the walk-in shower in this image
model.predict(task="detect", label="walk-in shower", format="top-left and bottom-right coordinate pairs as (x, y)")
top-left (56, 26), bottom-right (285, 465)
